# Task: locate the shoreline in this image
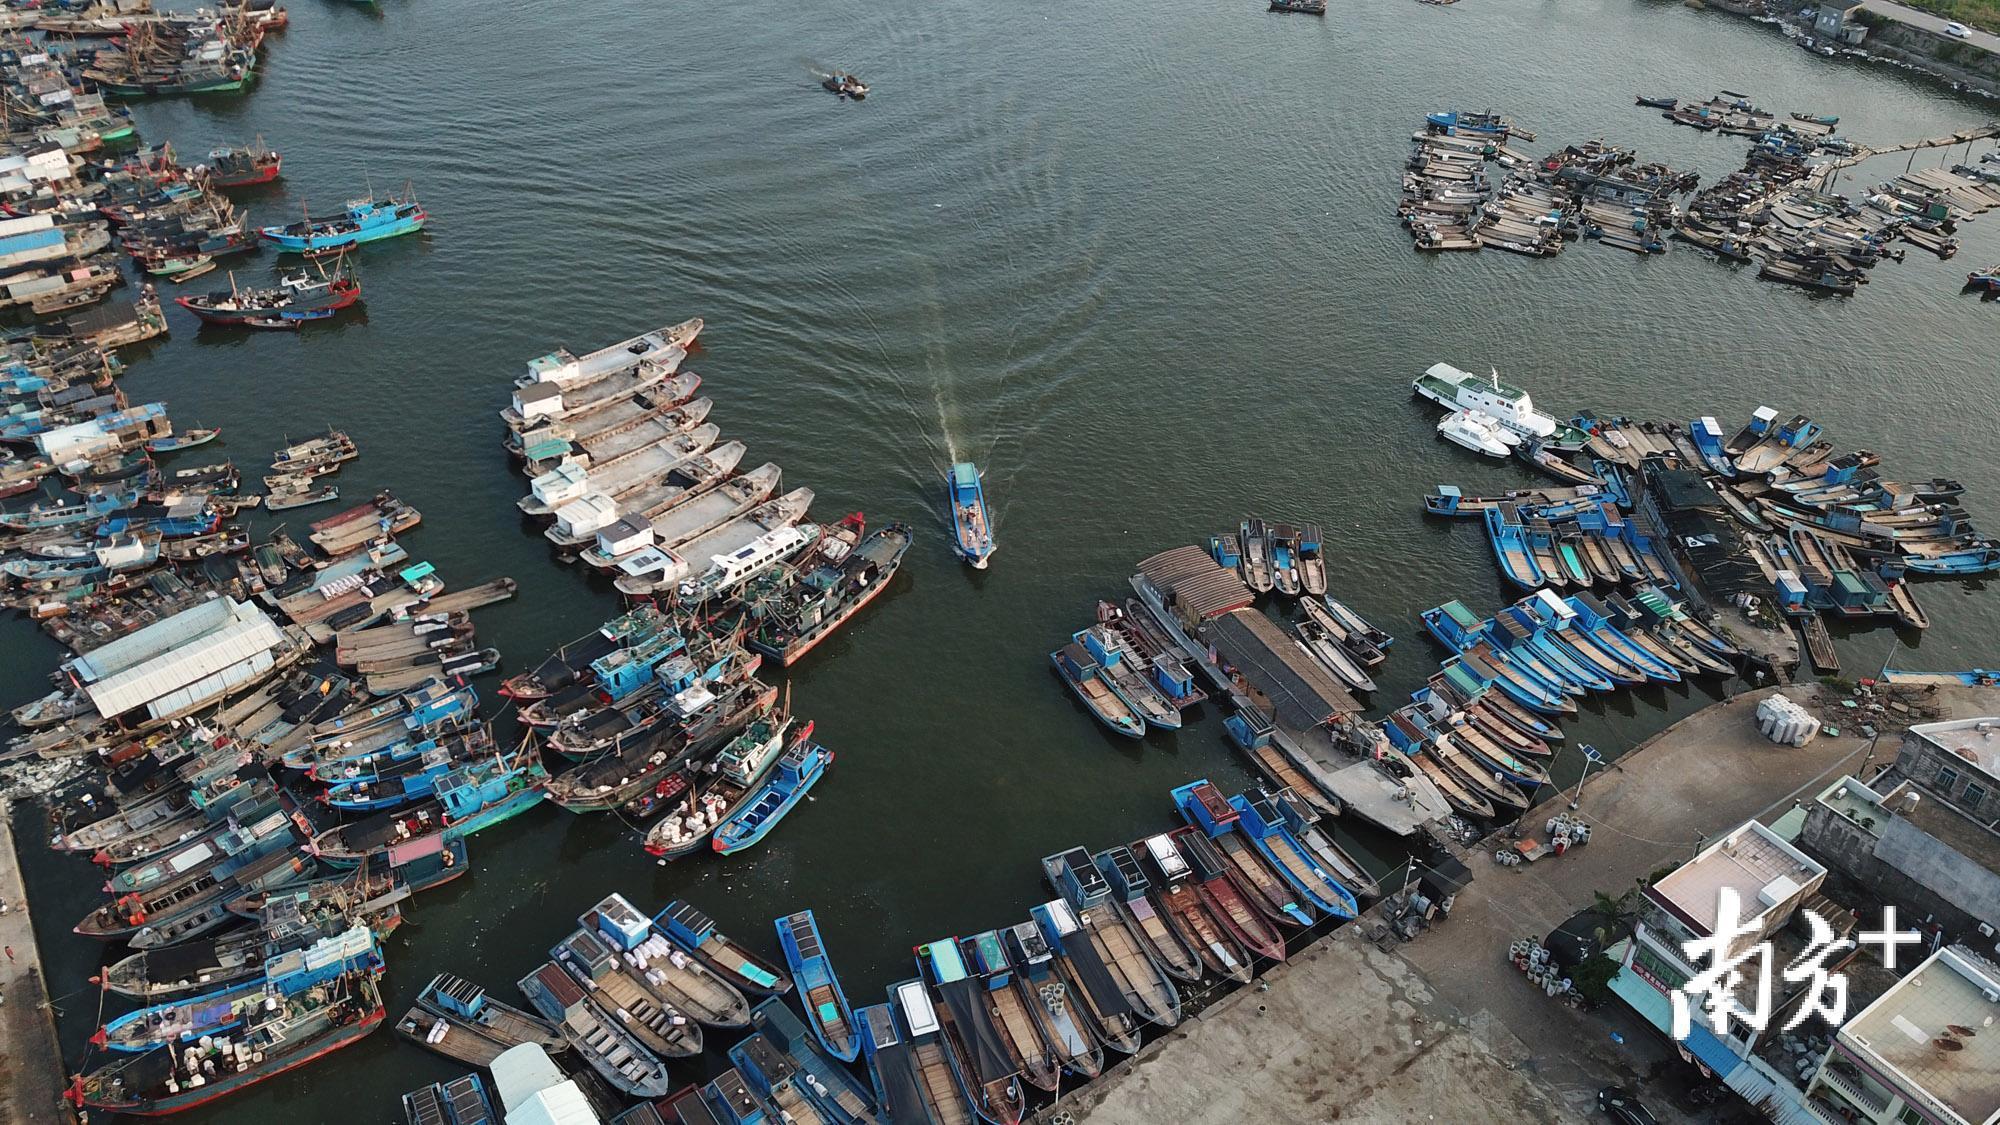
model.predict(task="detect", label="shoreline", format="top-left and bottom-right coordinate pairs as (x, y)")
top-left (0, 802), bottom-right (70, 1125)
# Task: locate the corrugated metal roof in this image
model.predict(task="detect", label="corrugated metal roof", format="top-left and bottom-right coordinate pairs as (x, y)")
top-left (503, 1086), bottom-right (600, 1125)
top-left (1206, 607), bottom-right (1358, 728)
top-left (1135, 545), bottom-right (1253, 623)
top-left (82, 601), bottom-right (283, 719)
top-left (71, 595), bottom-right (235, 681)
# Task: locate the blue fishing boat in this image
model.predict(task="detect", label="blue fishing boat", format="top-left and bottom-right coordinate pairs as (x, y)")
top-left (1483, 504), bottom-right (1545, 589)
top-left (323, 742), bottom-right (463, 811)
top-left (914, 939), bottom-right (1028, 1125)
top-left (1487, 603), bottom-right (1619, 692)
top-left (259, 192), bottom-right (427, 255)
top-left (712, 738), bottom-right (832, 855)
top-left (1170, 780), bottom-right (1313, 926)
top-left (308, 748), bottom-right (546, 865)
top-left (1560, 595), bottom-right (1678, 682)
top-left (1224, 793), bottom-right (1358, 920)
top-left (656, 900), bottom-right (794, 996)
top-left (1510, 594), bottom-right (1648, 686)
top-left (745, 997), bottom-right (880, 1123)
top-left (1050, 641), bottom-right (1146, 738)
top-left (1689, 417), bottom-right (1736, 478)
top-left (1905, 546), bottom-right (2000, 575)
top-left (0, 487), bottom-right (139, 531)
top-left (98, 926), bottom-right (380, 1052)
top-left (773, 910), bottom-right (860, 1062)
top-left (1425, 109), bottom-right (1520, 136)
top-left (1026, 900), bottom-right (1142, 1054)
top-left (143, 426), bottom-right (221, 454)
top-left (946, 461), bottom-right (995, 568)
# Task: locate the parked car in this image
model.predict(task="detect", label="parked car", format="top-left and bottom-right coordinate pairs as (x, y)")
top-left (1946, 20), bottom-right (1972, 37)
top-left (1599, 1086), bottom-right (1660, 1125)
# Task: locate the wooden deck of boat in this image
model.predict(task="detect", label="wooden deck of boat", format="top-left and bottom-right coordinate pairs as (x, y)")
top-left (912, 1042), bottom-right (974, 1125)
top-left (1083, 914), bottom-right (1173, 1023)
top-left (395, 1007), bottom-right (506, 1067)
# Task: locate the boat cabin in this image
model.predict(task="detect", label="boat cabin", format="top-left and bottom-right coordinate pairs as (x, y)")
top-left (595, 516), bottom-right (654, 560)
top-left (527, 462), bottom-right (590, 509)
top-left (1173, 829), bottom-right (1231, 885)
top-left (1052, 642), bottom-right (1105, 684)
top-left (689, 524), bottom-right (813, 599)
top-left (1077, 627), bottom-right (1124, 670)
top-left (551, 491), bottom-right (620, 540)
top-left (892, 979), bottom-right (940, 1038)
top-left (1529, 588), bottom-right (1578, 630)
top-left (1095, 846), bottom-right (1152, 902)
top-left (716, 722), bottom-right (786, 787)
top-left (585, 893), bottom-right (653, 952)
top-left (1142, 834), bottom-right (1191, 884)
top-left (1006, 920), bottom-right (1053, 967)
top-left (554, 927), bottom-right (618, 983)
top-left (424, 972), bottom-right (491, 1020)
top-left (963, 930), bottom-right (1012, 985)
top-left (1208, 534), bottom-right (1241, 569)
top-left (511, 381), bottom-right (564, 424)
top-left (1032, 899), bottom-right (1081, 945)
top-left (1048, 847), bottom-right (1110, 907)
top-left (1233, 793), bottom-right (1289, 843)
top-left (1222, 705), bottom-right (1276, 753)
top-left (529, 962), bottom-right (589, 1019)
top-left (917, 938), bottom-right (970, 985)
top-left (1175, 780), bottom-right (1240, 838)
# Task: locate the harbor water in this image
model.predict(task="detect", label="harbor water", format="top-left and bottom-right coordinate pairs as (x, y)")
top-left (8, 0), bottom-right (2000, 1117)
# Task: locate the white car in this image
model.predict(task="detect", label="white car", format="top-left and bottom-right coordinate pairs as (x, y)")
top-left (1946, 20), bottom-right (1972, 37)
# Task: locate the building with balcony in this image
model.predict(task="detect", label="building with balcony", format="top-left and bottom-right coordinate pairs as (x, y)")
top-left (1802, 945), bottom-right (2000, 1125)
top-left (1800, 775), bottom-right (2000, 945)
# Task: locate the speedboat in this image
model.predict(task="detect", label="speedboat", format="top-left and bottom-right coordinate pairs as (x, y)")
top-left (1437, 411), bottom-right (1512, 458)
top-left (822, 72), bottom-right (868, 99)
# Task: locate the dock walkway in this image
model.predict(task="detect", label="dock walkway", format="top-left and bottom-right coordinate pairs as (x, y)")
top-left (0, 805), bottom-right (68, 1125)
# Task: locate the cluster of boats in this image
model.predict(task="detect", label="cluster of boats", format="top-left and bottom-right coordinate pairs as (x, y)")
top-left (1663, 96), bottom-right (1997, 297)
top-left (399, 787), bottom-right (1376, 1125)
top-left (500, 597), bottom-right (857, 858)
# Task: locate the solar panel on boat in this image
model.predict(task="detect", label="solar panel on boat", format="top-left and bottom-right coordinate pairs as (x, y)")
top-left (402, 1086), bottom-right (448, 1125)
top-left (442, 1075), bottom-right (493, 1125)
top-left (782, 912), bottom-right (822, 960)
top-left (861, 1003), bottom-right (900, 1048)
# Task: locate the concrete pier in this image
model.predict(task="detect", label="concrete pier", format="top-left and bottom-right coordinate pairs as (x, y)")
top-left (0, 804), bottom-right (69, 1125)
top-left (1059, 683), bottom-right (2000, 1123)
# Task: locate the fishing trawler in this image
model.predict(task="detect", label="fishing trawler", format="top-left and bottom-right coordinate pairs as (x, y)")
top-left (175, 262), bottom-right (360, 328)
top-left (259, 192), bottom-right (426, 255)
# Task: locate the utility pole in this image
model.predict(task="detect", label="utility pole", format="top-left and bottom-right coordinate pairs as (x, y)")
top-left (1569, 743), bottom-right (1603, 811)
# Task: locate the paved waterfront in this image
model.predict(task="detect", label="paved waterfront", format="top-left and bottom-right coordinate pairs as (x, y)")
top-left (1065, 685), bottom-right (2000, 1123)
top-left (0, 807), bottom-right (66, 1125)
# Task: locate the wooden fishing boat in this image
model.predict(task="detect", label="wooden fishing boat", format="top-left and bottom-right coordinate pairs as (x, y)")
top-left (1026, 901), bottom-right (1141, 1054)
top-left (1167, 827), bottom-right (1287, 962)
top-left (913, 940), bottom-right (1027, 1124)
top-left (550, 926), bottom-right (703, 1058)
top-left (1076, 623), bottom-right (1181, 729)
top-left (1050, 641), bottom-right (1145, 738)
top-left (1239, 516), bottom-right (1275, 593)
top-left (396, 971), bottom-right (565, 1067)
top-left (516, 961), bottom-right (673, 1098)
top-left (999, 921), bottom-right (1103, 1078)
top-left (1227, 792), bottom-right (1359, 919)
top-left (260, 191), bottom-right (426, 254)
top-left (1132, 834), bottom-right (1253, 983)
top-left (1171, 780), bottom-right (1313, 927)
top-left (945, 934), bottom-right (1065, 1096)
top-left (774, 910), bottom-right (860, 1063)
top-left (1093, 845), bottom-right (1204, 984)
top-left (857, 998), bottom-right (975, 1125)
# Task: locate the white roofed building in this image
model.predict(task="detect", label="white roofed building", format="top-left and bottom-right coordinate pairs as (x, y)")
top-left (64, 596), bottom-right (290, 722)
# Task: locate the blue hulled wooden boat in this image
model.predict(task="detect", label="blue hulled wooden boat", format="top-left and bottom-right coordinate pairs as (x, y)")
top-left (259, 192), bottom-right (426, 255)
top-left (773, 910), bottom-right (859, 1062)
top-left (746, 997), bottom-right (880, 1122)
top-left (1171, 779), bottom-right (1314, 927)
top-left (1225, 792), bottom-right (1358, 920)
top-left (712, 737), bottom-right (832, 855)
top-left (946, 461), bottom-right (995, 568)
top-left (656, 900), bottom-right (794, 996)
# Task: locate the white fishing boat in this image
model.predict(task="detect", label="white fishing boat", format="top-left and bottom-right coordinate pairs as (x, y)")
top-left (1436, 411), bottom-right (1512, 458)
